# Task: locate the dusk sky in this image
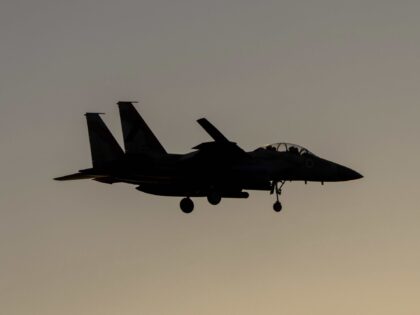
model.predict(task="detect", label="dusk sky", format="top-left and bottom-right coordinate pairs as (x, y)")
top-left (1, 1), bottom-right (420, 314)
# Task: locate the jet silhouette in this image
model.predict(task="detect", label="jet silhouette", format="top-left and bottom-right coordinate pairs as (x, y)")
top-left (55, 102), bottom-right (363, 213)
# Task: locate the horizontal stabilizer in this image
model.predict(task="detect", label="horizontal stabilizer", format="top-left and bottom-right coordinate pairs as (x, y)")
top-left (197, 118), bottom-right (230, 143)
top-left (54, 173), bottom-right (105, 181)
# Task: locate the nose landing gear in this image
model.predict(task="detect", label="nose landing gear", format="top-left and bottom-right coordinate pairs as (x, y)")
top-left (271, 181), bottom-right (285, 212)
top-left (273, 201), bottom-right (282, 212)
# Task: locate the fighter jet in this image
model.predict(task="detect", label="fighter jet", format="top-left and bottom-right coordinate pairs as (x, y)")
top-left (55, 102), bottom-right (363, 213)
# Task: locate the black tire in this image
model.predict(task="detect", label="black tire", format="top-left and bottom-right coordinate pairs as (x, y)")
top-left (207, 193), bottom-right (222, 206)
top-left (180, 198), bottom-right (194, 213)
top-left (273, 201), bottom-right (282, 212)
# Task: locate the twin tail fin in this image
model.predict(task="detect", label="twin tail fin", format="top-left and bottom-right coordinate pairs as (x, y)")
top-left (85, 113), bottom-right (124, 168)
top-left (117, 102), bottom-right (166, 155)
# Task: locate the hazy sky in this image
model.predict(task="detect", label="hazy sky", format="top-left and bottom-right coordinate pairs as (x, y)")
top-left (1, 1), bottom-right (420, 314)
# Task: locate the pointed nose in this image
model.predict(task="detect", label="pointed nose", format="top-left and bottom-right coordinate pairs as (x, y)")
top-left (337, 165), bottom-right (363, 181)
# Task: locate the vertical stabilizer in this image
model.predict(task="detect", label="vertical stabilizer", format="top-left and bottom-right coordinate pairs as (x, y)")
top-left (85, 113), bottom-right (124, 168)
top-left (117, 102), bottom-right (166, 155)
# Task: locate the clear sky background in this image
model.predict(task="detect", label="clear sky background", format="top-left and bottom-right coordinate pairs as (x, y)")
top-left (1, 1), bottom-right (420, 314)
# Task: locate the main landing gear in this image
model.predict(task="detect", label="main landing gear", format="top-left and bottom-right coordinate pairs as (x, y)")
top-left (180, 193), bottom-right (222, 213)
top-left (180, 197), bottom-right (194, 213)
top-left (271, 181), bottom-right (285, 212)
top-left (207, 192), bottom-right (222, 206)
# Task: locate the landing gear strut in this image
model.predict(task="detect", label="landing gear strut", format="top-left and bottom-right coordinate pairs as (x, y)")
top-left (271, 181), bottom-right (285, 212)
top-left (180, 197), bottom-right (194, 213)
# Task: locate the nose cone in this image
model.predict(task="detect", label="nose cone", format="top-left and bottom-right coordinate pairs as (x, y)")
top-left (337, 165), bottom-right (363, 181)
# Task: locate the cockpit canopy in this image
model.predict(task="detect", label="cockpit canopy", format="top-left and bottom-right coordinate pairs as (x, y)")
top-left (258, 143), bottom-right (315, 156)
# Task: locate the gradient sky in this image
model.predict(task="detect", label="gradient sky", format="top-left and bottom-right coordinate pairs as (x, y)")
top-left (1, 1), bottom-right (420, 314)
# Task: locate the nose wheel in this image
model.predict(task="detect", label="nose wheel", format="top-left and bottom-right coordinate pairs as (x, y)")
top-left (273, 201), bottom-right (282, 212)
top-left (271, 181), bottom-right (285, 212)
